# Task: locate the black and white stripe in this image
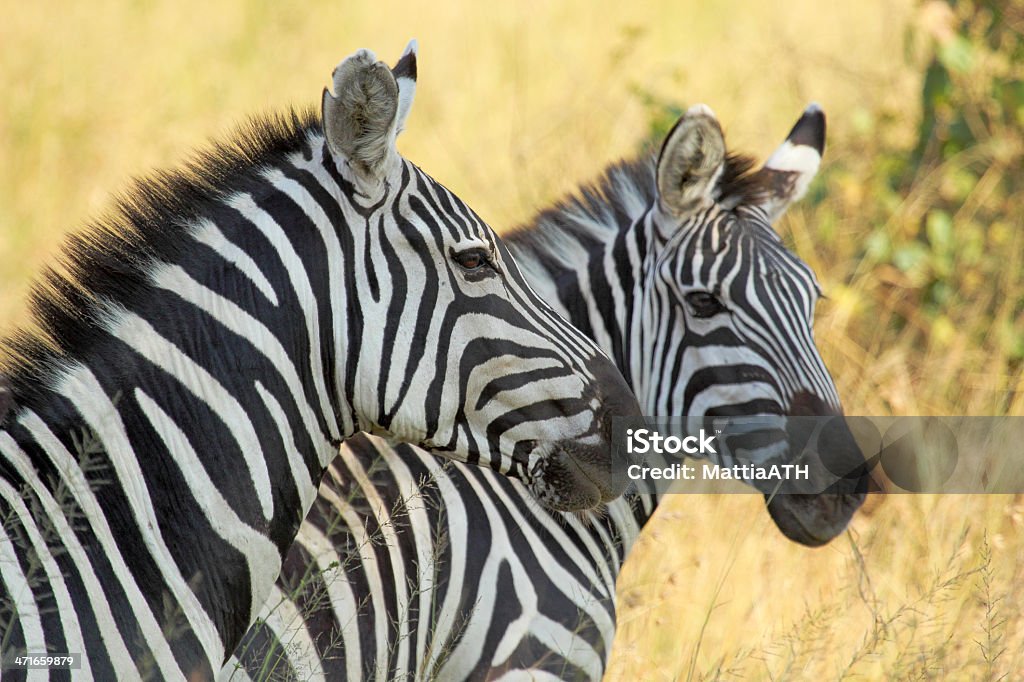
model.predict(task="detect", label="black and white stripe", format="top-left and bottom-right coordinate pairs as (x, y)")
top-left (228, 104), bottom-right (868, 680)
top-left (0, 43), bottom-right (640, 679)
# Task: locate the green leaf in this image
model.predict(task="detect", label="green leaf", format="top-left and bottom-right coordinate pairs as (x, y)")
top-left (926, 210), bottom-right (954, 252)
top-left (865, 231), bottom-right (891, 261)
top-left (893, 242), bottom-right (929, 272)
top-left (937, 35), bottom-right (974, 74)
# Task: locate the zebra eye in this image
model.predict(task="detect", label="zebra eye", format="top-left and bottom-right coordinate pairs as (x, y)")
top-left (685, 291), bottom-right (726, 318)
top-left (452, 248), bottom-right (489, 271)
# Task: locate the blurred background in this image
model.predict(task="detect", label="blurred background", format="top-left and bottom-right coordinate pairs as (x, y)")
top-left (2, 0), bottom-right (1022, 678)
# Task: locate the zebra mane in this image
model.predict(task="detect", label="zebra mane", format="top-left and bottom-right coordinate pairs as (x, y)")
top-left (1, 107), bottom-right (322, 411)
top-left (507, 147), bottom-right (767, 263)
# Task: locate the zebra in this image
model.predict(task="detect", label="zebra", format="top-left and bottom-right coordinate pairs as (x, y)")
top-left (0, 42), bottom-right (643, 680)
top-left (225, 102), bottom-right (868, 680)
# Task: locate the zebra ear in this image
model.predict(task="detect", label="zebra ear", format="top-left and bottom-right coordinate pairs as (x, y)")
top-left (656, 104), bottom-right (726, 217)
top-left (322, 48), bottom-right (401, 180)
top-left (391, 39), bottom-right (418, 135)
top-left (750, 103), bottom-right (825, 222)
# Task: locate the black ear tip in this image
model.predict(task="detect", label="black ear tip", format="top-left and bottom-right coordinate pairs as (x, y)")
top-left (392, 51), bottom-right (417, 81)
top-left (787, 103), bottom-right (826, 153)
top-left (392, 38), bottom-right (418, 81)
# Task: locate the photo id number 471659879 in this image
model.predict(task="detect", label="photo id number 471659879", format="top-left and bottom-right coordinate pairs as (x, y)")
top-left (2, 653), bottom-right (81, 670)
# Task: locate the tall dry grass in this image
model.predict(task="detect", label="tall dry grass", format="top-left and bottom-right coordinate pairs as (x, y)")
top-left (2, 1), bottom-right (1022, 679)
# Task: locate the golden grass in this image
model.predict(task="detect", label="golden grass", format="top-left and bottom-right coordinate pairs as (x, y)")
top-left (2, 1), bottom-right (1022, 680)
top-left (0, 0), bottom-right (914, 326)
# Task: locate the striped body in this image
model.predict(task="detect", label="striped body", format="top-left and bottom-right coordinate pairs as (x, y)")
top-left (228, 105), bottom-right (868, 680)
top-left (231, 437), bottom-right (633, 681)
top-left (0, 46), bottom-right (640, 680)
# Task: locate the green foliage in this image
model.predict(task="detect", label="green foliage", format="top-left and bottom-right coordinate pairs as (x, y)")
top-left (842, 0), bottom-right (1024, 363)
top-left (630, 85), bottom-right (687, 148)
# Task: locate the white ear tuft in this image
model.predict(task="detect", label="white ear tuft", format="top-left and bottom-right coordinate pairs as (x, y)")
top-left (686, 103), bottom-right (717, 119)
top-left (751, 103), bottom-right (826, 222)
top-left (391, 39), bottom-right (418, 135)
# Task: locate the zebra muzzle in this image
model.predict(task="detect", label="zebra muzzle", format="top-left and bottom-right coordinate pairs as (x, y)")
top-left (763, 392), bottom-right (869, 546)
top-left (526, 356), bottom-right (642, 511)
top-left (532, 441), bottom-right (627, 511)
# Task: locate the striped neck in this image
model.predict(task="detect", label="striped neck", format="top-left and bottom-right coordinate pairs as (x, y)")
top-left (505, 160), bottom-right (656, 394)
top-left (505, 157), bottom-right (663, 529)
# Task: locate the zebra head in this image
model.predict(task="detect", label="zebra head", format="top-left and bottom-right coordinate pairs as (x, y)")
top-left (319, 43), bottom-right (640, 511)
top-left (643, 103), bottom-right (865, 545)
